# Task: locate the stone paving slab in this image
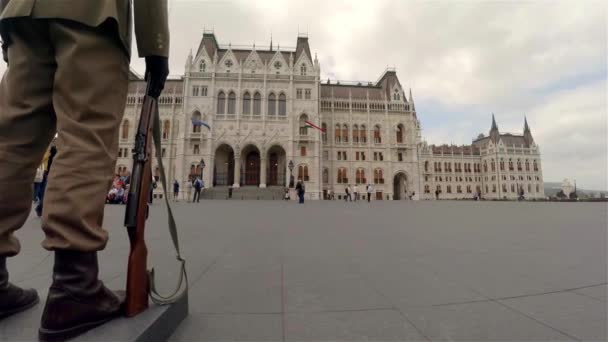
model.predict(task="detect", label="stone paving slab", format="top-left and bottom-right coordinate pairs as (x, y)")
top-left (3, 200), bottom-right (607, 341)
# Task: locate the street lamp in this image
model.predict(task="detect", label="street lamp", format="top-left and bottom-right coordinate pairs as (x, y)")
top-left (288, 160), bottom-right (294, 188)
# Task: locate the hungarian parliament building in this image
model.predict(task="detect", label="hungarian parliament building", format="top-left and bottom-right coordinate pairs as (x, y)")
top-left (117, 32), bottom-right (545, 200)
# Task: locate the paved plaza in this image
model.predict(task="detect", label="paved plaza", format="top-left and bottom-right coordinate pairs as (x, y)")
top-left (3, 200), bottom-right (607, 341)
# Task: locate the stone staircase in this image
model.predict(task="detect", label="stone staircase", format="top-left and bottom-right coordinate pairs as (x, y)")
top-left (200, 186), bottom-right (286, 200)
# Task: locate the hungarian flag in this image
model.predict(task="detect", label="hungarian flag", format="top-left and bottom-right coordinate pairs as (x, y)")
top-left (191, 118), bottom-right (211, 130)
top-left (304, 120), bottom-right (326, 132)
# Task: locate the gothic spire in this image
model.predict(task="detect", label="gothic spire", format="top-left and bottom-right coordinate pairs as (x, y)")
top-left (408, 88), bottom-right (415, 111)
top-left (269, 32), bottom-right (273, 51)
top-left (489, 113), bottom-right (500, 144)
top-left (523, 115), bottom-right (534, 147)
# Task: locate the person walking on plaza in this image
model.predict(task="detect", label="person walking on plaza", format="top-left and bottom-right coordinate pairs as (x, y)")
top-left (366, 184), bottom-right (373, 202)
top-left (353, 184), bottom-right (359, 202)
top-left (295, 180), bottom-right (305, 204)
top-left (193, 177), bottom-right (202, 203)
top-left (344, 185), bottom-right (350, 202)
top-left (173, 179), bottom-right (180, 201)
top-left (33, 164), bottom-right (43, 202)
top-left (0, 0), bottom-right (170, 340)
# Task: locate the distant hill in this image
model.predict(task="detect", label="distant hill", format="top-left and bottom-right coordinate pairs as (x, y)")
top-left (544, 182), bottom-right (607, 198)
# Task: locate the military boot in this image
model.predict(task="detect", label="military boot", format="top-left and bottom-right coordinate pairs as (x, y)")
top-left (0, 256), bottom-right (39, 320)
top-left (39, 250), bottom-right (125, 341)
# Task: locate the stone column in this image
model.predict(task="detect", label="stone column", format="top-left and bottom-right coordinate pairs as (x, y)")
top-left (233, 154), bottom-right (241, 188)
top-left (259, 157), bottom-right (267, 188)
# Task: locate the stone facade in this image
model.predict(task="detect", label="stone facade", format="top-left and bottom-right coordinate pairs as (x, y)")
top-left (116, 32), bottom-right (545, 200)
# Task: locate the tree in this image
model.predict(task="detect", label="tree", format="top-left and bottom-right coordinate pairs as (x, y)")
top-left (555, 190), bottom-right (566, 199)
top-left (569, 191), bottom-right (578, 200)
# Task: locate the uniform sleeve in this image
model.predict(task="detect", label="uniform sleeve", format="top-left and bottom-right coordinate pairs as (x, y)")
top-left (133, 0), bottom-right (169, 57)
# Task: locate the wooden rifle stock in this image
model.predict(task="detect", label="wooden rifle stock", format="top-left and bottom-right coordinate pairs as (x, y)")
top-left (124, 89), bottom-right (156, 317)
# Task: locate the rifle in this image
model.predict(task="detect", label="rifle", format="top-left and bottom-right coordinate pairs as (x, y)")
top-left (124, 78), bottom-right (187, 317)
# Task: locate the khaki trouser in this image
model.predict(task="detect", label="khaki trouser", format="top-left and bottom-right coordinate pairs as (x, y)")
top-left (0, 18), bottom-right (128, 256)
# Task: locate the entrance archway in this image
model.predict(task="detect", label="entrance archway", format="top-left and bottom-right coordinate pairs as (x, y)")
top-left (267, 145), bottom-right (286, 186)
top-left (213, 144), bottom-right (234, 186)
top-left (241, 145), bottom-right (261, 186)
top-left (393, 172), bottom-right (408, 200)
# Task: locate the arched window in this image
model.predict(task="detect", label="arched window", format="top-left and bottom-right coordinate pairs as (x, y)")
top-left (500, 158), bottom-right (505, 171)
top-left (337, 168), bottom-right (348, 183)
top-left (297, 164), bottom-right (309, 181)
top-left (352, 124), bottom-right (359, 143)
top-left (491, 159), bottom-right (495, 172)
top-left (483, 160), bottom-right (488, 172)
top-left (217, 91), bottom-right (226, 114)
top-left (162, 120), bottom-right (170, 140)
top-left (199, 61), bottom-right (206, 72)
top-left (509, 159), bottom-right (514, 171)
top-left (243, 92), bottom-right (251, 115)
top-left (525, 159), bottom-right (530, 171)
top-left (356, 168), bottom-right (366, 184)
top-left (300, 64), bottom-right (307, 75)
top-left (268, 93), bottom-right (276, 116)
top-left (322, 123), bottom-right (327, 143)
top-left (517, 159), bottom-right (522, 171)
top-left (278, 93), bottom-right (286, 116)
top-left (360, 125), bottom-right (367, 143)
top-left (299, 114), bottom-right (309, 136)
top-left (193, 145), bottom-right (199, 154)
top-left (121, 120), bottom-right (130, 140)
top-left (374, 169), bottom-right (384, 184)
top-left (374, 125), bottom-right (381, 144)
top-left (342, 124), bottom-right (349, 143)
top-left (323, 168), bottom-right (329, 184)
top-left (425, 161), bottom-right (429, 172)
top-left (189, 165), bottom-right (196, 180)
top-left (253, 92), bottom-right (261, 116)
top-left (533, 160), bottom-right (538, 171)
top-left (227, 91), bottom-right (236, 115)
top-left (192, 111), bottom-right (201, 133)
top-left (335, 124), bottom-right (341, 143)
top-left (396, 124), bottom-right (404, 143)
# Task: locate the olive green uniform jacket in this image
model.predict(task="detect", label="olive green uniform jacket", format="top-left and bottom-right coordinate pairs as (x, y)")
top-left (0, 0), bottom-right (169, 58)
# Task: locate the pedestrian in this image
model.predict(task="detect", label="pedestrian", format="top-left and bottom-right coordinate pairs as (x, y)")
top-left (173, 179), bottom-right (180, 201)
top-left (353, 184), bottom-right (358, 202)
top-left (186, 179), bottom-right (192, 202)
top-left (349, 184), bottom-right (354, 202)
top-left (366, 184), bottom-right (373, 202)
top-left (295, 180), bottom-right (305, 204)
top-left (284, 188), bottom-right (290, 200)
top-left (435, 189), bottom-right (440, 200)
top-left (193, 177), bottom-right (202, 203)
top-left (35, 145), bottom-right (57, 217)
top-left (0, 1), bottom-right (170, 339)
top-left (344, 185), bottom-right (350, 202)
top-left (33, 164), bottom-right (44, 202)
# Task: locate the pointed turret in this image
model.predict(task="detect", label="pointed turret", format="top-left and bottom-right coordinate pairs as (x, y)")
top-left (523, 116), bottom-right (534, 147)
top-left (489, 113), bottom-right (500, 144)
top-left (269, 33), bottom-right (273, 51)
top-left (185, 49), bottom-right (193, 71)
top-left (408, 88), bottom-right (415, 111)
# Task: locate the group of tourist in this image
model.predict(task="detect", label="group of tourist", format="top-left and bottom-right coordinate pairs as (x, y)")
top-left (106, 171), bottom-right (131, 204)
top-left (336, 184), bottom-right (375, 202)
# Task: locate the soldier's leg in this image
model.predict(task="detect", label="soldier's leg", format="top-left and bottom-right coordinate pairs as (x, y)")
top-left (0, 19), bottom-right (57, 257)
top-left (38, 20), bottom-right (128, 341)
top-left (41, 20), bottom-right (128, 251)
top-left (0, 18), bottom-right (56, 320)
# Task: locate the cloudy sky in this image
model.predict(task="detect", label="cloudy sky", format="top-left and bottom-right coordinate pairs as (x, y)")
top-left (1, 0), bottom-right (606, 190)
